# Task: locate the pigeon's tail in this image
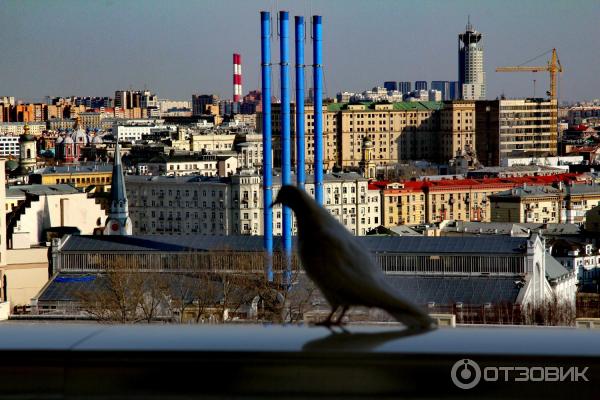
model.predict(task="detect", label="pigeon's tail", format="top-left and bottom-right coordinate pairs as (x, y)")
top-left (386, 307), bottom-right (437, 331)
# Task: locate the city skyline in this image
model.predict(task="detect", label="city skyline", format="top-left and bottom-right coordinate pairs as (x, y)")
top-left (0, 0), bottom-right (598, 103)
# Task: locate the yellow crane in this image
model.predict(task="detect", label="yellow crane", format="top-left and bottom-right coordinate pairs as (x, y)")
top-left (496, 48), bottom-right (563, 100)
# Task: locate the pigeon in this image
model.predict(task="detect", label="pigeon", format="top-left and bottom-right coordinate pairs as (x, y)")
top-left (272, 185), bottom-right (436, 330)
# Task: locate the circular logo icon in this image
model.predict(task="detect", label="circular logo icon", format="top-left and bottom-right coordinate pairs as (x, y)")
top-left (451, 359), bottom-right (481, 390)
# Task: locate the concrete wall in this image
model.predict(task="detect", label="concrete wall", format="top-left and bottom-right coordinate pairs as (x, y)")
top-left (1, 264), bottom-right (48, 307)
top-left (0, 301), bottom-right (9, 320)
top-left (7, 247), bottom-right (48, 264)
top-left (11, 193), bottom-right (106, 248)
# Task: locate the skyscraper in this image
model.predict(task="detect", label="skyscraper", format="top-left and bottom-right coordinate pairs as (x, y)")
top-left (398, 81), bottom-right (411, 94)
top-left (415, 81), bottom-right (428, 91)
top-left (383, 81), bottom-right (398, 91)
top-left (458, 18), bottom-right (486, 100)
top-left (449, 81), bottom-right (461, 100)
top-left (431, 81), bottom-right (450, 100)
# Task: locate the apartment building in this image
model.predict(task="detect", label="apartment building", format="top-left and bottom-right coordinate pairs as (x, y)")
top-left (30, 164), bottom-right (113, 192)
top-left (373, 173), bottom-right (581, 227)
top-left (190, 133), bottom-right (237, 153)
top-left (490, 182), bottom-right (600, 224)
top-left (113, 121), bottom-right (170, 143)
top-left (265, 101), bottom-right (476, 173)
top-left (77, 112), bottom-right (104, 130)
top-left (440, 101), bottom-right (476, 160)
top-left (336, 102), bottom-right (442, 166)
top-left (266, 104), bottom-right (338, 173)
top-left (138, 154), bottom-right (238, 177)
top-left (126, 171), bottom-right (380, 237)
top-left (235, 133), bottom-right (263, 169)
top-left (272, 173), bottom-right (381, 236)
top-left (379, 181), bottom-right (427, 225)
top-left (0, 122), bottom-right (46, 137)
top-left (0, 136), bottom-right (20, 157)
top-left (476, 99), bottom-right (558, 166)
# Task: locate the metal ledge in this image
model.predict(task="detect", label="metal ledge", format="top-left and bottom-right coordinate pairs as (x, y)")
top-left (0, 323), bottom-right (598, 398)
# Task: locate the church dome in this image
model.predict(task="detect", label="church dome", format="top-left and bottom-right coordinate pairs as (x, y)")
top-left (19, 124), bottom-right (35, 142)
top-left (19, 132), bottom-right (35, 143)
top-left (5, 159), bottom-right (19, 171)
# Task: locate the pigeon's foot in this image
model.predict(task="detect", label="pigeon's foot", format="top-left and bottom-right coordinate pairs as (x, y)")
top-left (314, 319), bottom-right (334, 328)
top-left (312, 306), bottom-right (339, 328)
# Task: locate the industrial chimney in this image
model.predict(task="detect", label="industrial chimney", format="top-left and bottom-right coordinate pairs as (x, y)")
top-left (312, 15), bottom-right (323, 205)
top-left (295, 16), bottom-right (305, 189)
top-left (279, 11), bottom-right (293, 280)
top-left (260, 12), bottom-right (273, 281)
top-left (233, 53), bottom-right (242, 102)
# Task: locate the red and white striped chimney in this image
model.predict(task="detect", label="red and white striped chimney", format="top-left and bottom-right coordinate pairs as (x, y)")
top-left (233, 53), bottom-right (242, 102)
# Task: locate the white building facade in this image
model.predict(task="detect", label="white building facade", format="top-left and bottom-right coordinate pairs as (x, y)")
top-left (126, 171), bottom-right (381, 237)
top-left (0, 136), bottom-right (20, 157)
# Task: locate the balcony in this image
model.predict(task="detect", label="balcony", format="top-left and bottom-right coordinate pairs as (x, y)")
top-left (0, 324), bottom-right (597, 398)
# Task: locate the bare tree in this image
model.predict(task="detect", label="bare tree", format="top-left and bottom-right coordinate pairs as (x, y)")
top-left (137, 271), bottom-right (168, 323)
top-left (75, 249), bottom-right (317, 324)
top-left (522, 295), bottom-right (575, 326)
top-left (272, 254), bottom-right (317, 323)
top-left (76, 258), bottom-right (144, 323)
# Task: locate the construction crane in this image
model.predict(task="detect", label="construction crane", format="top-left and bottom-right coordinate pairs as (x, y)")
top-left (495, 48), bottom-right (563, 101)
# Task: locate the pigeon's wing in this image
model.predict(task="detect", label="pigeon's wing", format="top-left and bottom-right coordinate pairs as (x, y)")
top-left (312, 211), bottom-right (433, 329)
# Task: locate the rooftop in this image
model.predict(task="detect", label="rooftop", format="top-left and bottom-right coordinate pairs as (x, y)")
top-left (544, 253), bottom-right (572, 281)
top-left (372, 173), bottom-right (581, 192)
top-left (6, 184), bottom-right (81, 198)
top-left (326, 101), bottom-right (443, 112)
top-left (125, 172), bottom-right (369, 186)
top-left (492, 183), bottom-right (600, 198)
top-left (33, 164), bottom-right (113, 175)
top-left (441, 221), bottom-right (582, 236)
top-left (58, 234), bottom-right (530, 255)
top-left (469, 165), bottom-right (567, 174)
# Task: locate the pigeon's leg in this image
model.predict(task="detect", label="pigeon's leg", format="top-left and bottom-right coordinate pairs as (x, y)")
top-left (333, 305), bottom-right (349, 326)
top-left (315, 306), bottom-right (338, 327)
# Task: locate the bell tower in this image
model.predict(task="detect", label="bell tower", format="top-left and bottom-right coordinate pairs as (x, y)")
top-left (104, 140), bottom-right (132, 235)
top-left (359, 136), bottom-right (376, 179)
top-left (19, 124), bottom-right (37, 172)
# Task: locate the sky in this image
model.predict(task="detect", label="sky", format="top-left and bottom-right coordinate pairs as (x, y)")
top-left (1, 0), bottom-right (598, 103)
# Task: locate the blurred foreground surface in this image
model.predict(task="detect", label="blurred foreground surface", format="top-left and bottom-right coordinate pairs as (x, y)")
top-left (0, 323), bottom-right (598, 399)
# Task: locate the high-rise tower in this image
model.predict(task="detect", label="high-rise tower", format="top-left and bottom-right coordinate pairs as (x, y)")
top-left (458, 17), bottom-right (486, 100)
top-left (104, 140), bottom-right (132, 235)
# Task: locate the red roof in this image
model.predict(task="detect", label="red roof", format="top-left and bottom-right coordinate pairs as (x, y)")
top-left (371, 173), bottom-right (581, 193)
top-left (570, 146), bottom-right (597, 153)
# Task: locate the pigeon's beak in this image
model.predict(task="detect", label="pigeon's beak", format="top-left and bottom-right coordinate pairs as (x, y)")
top-left (270, 199), bottom-right (280, 208)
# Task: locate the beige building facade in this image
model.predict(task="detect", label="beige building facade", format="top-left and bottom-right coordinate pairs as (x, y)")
top-left (265, 101), bottom-right (476, 173)
top-left (375, 173), bottom-right (579, 227)
top-left (190, 133), bottom-right (236, 153)
top-left (490, 183), bottom-right (600, 224)
top-left (440, 101), bottom-right (476, 160)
